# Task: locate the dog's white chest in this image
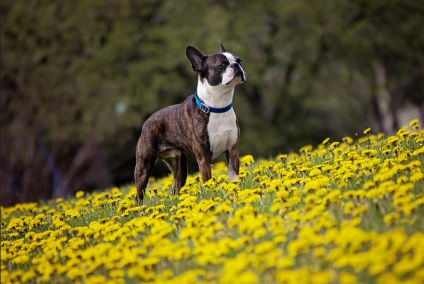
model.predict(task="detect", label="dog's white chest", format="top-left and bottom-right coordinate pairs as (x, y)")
top-left (207, 109), bottom-right (238, 159)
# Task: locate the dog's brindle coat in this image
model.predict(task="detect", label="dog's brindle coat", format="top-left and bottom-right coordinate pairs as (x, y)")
top-left (135, 44), bottom-right (242, 201)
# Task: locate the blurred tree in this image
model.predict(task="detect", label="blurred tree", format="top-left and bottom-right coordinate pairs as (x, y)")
top-left (1, 0), bottom-right (423, 205)
top-left (1, 0), bottom-right (163, 204)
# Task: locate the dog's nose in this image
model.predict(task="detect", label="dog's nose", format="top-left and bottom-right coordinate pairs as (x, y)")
top-left (231, 63), bottom-right (242, 73)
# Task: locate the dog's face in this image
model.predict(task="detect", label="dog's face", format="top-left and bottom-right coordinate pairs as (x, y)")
top-left (186, 43), bottom-right (246, 87)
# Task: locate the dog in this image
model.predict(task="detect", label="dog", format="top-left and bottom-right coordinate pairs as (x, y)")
top-left (134, 43), bottom-right (246, 201)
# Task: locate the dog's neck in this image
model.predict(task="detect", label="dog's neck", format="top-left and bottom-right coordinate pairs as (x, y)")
top-left (196, 76), bottom-right (235, 108)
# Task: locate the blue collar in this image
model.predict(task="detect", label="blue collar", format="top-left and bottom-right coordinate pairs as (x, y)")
top-left (194, 92), bottom-right (233, 114)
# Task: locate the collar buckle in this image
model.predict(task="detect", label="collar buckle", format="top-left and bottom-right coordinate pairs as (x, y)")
top-left (199, 103), bottom-right (210, 114)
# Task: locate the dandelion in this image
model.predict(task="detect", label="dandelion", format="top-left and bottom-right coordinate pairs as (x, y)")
top-left (340, 272), bottom-right (357, 284)
top-left (254, 241), bottom-right (275, 254)
top-left (75, 191), bottom-right (85, 198)
top-left (11, 254), bottom-right (29, 264)
top-left (397, 127), bottom-right (408, 138)
top-left (309, 168), bottom-right (321, 177)
top-left (65, 210), bottom-right (80, 218)
top-left (363, 127), bottom-right (371, 135)
top-left (322, 137), bottom-right (330, 145)
top-left (21, 270), bottom-right (36, 282)
top-left (362, 149), bottom-right (377, 157)
top-left (277, 154), bottom-right (288, 161)
top-left (300, 145), bottom-right (313, 153)
top-left (240, 155), bottom-right (255, 166)
top-left (409, 119), bottom-right (420, 130)
top-left (343, 137), bottom-right (353, 144)
top-left (410, 170), bottom-right (423, 182)
top-left (111, 187), bottom-right (122, 197)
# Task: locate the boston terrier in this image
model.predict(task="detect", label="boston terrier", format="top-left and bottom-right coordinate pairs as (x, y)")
top-left (134, 43), bottom-right (246, 201)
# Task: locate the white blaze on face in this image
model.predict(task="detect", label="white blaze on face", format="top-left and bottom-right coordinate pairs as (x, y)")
top-left (221, 52), bottom-right (245, 85)
top-left (222, 52), bottom-right (236, 62)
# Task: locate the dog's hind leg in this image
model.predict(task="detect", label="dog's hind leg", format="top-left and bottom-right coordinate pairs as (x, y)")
top-left (163, 151), bottom-right (188, 195)
top-left (134, 152), bottom-right (156, 202)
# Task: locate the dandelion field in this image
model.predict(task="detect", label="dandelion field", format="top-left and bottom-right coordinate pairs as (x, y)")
top-left (2, 120), bottom-right (424, 284)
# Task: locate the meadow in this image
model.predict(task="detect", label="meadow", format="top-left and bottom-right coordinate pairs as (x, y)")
top-left (1, 119), bottom-right (424, 284)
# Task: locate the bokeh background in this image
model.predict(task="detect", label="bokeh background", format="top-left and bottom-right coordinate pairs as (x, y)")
top-left (2, 0), bottom-right (423, 206)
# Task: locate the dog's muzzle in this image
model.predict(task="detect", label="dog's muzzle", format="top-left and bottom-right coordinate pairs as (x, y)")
top-left (232, 64), bottom-right (246, 81)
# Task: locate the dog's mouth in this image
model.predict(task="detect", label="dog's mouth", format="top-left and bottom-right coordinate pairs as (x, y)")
top-left (223, 66), bottom-right (246, 85)
top-left (234, 70), bottom-right (246, 83)
top-left (235, 64), bottom-right (246, 81)
top-left (224, 74), bottom-right (245, 86)
top-left (236, 72), bottom-right (246, 81)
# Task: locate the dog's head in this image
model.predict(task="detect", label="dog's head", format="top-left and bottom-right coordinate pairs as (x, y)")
top-left (186, 43), bottom-right (246, 87)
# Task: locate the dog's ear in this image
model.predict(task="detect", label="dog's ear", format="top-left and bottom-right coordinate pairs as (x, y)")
top-left (219, 42), bottom-right (226, 53)
top-left (186, 46), bottom-right (205, 73)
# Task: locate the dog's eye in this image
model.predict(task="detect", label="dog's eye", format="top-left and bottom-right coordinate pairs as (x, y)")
top-left (236, 58), bottom-right (242, 64)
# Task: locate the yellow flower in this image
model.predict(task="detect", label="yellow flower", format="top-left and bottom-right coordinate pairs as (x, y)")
top-left (109, 269), bottom-right (125, 278)
top-left (254, 241), bottom-right (275, 254)
top-left (75, 191), bottom-right (85, 198)
top-left (276, 154), bottom-right (288, 160)
top-left (11, 254), bottom-right (29, 264)
top-left (237, 270), bottom-right (258, 284)
top-left (363, 127), bottom-right (371, 134)
top-left (276, 257), bottom-right (294, 269)
top-left (309, 168), bottom-right (321, 177)
top-left (339, 272), bottom-right (357, 284)
top-left (21, 270), bottom-right (36, 282)
top-left (240, 155), bottom-right (255, 166)
top-left (311, 271), bottom-right (332, 284)
top-left (362, 149), bottom-right (377, 157)
top-left (300, 144), bottom-right (313, 153)
top-left (387, 135), bottom-right (400, 145)
top-left (409, 118), bottom-right (420, 130)
top-left (410, 170), bottom-right (423, 182)
top-left (343, 202), bottom-right (355, 215)
top-left (65, 209), bottom-right (80, 218)
top-left (66, 267), bottom-right (85, 280)
top-left (384, 212), bottom-right (400, 225)
top-left (412, 147), bottom-right (424, 156)
top-left (342, 137), bottom-right (353, 144)
top-left (86, 275), bottom-right (108, 284)
top-left (376, 273), bottom-right (399, 284)
top-left (397, 126), bottom-right (408, 138)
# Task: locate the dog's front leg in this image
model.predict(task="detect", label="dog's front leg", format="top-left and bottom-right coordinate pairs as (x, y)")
top-left (226, 144), bottom-right (240, 181)
top-left (195, 151), bottom-right (212, 182)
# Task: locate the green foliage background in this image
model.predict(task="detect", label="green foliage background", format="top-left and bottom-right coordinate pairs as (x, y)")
top-left (1, 0), bottom-right (424, 205)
